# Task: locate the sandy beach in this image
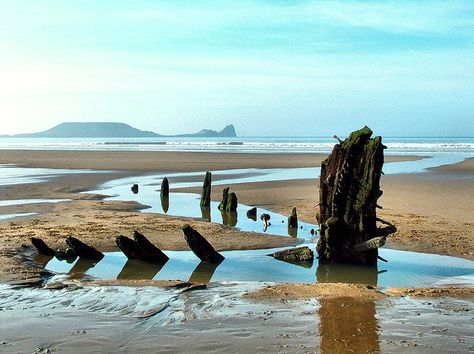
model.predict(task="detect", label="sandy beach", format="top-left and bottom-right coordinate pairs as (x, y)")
top-left (0, 151), bottom-right (473, 282)
top-left (0, 150), bottom-right (473, 353)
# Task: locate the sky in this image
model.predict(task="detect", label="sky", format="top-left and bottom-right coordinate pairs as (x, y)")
top-left (0, 0), bottom-right (473, 137)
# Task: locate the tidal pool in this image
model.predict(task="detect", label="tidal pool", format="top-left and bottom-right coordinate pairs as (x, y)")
top-left (73, 164), bottom-right (474, 288)
top-left (87, 171), bottom-right (318, 238)
top-left (45, 244), bottom-right (474, 288)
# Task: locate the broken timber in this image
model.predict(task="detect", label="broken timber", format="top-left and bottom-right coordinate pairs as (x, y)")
top-left (134, 231), bottom-right (169, 263)
top-left (200, 171), bottom-right (212, 207)
top-left (218, 187), bottom-right (238, 212)
top-left (181, 224), bottom-right (224, 264)
top-left (316, 126), bottom-right (396, 265)
top-left (116, 232), bottom-right (169, 263)
top-left (66, 236), bottom-right (104, 261)
top-left (31, 237), bottom-right (55, 257)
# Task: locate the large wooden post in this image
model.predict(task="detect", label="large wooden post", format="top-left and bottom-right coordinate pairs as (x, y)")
top-left (317, 126), bottom-right (394, 265)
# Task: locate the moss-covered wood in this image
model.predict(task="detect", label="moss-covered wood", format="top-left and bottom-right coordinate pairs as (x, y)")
top-left (218, 187), bottom-right (238, 212)
top-left (200, 171), bottom-right (212, 207)
top-left (317, 126), bottom-right (394, 265)
top-left (218, 187), bottom-right (230, 211)
top-left (288, 207), bottom-right (298, 228)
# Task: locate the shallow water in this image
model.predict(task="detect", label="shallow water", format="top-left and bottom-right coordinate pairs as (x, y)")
top-left (0, 164), bottom-right (99, 186)
top-left (0, 198), bottom-right (71, 208)
top-left (0, 212), bottom-right (37, 220)
top-left (45, 244), bottom-right (474, 288)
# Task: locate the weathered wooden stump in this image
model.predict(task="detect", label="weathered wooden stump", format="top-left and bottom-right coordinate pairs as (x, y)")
top-left (226, 192), bottom-right (238, 212)
top-left (133, 231), bottom-right (169, 263)
top-left (160, 177), bottom-right (169, 213)
top-left (200, 171), bottom-right (212, 207)
top-left (31, 237), bottom-right (55, 256)
top-left (218, 187), bottom-right (230, 211)
top-left (288, 207), bottom-right (298, 228)
top-left (317, 126), bottom-right (395, 265)
top-left (116, 235), bottom-right (141, 259)
top-left (246, 207), bottom-right (257, 221)
top-left (269, 246), bottom-right (314, 268)
top-left (181, 224), bottom-right (224, 264)
top-left (160, 177), bottom-right (169, 199)
top-left (217, 187), bottom-right (238, 212)
top-left (66, 236), bottom-right (104, 261)
top-left (260, 213), bottom-right (271, 231)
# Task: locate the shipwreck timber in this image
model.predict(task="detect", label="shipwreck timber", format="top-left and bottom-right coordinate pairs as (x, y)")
top-left (316, 126), bottom-right (396, 265)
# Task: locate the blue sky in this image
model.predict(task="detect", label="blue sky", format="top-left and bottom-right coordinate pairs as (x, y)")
top-left (0, 1), bottom-right (473, 136)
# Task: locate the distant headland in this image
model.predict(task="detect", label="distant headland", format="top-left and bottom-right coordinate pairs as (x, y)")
top-left (3, 122), bottom-right (237, 138)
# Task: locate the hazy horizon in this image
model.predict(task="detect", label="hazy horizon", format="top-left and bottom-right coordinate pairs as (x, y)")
top-left (1, 1), bottom-right (473, 137)
top-left (1, 121), bottom-right (474, 138)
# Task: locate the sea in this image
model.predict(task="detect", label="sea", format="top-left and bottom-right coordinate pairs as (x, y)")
top-left (0, 136), bottom-right (473, 155)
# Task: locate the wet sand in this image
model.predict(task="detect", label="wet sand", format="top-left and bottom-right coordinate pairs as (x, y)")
top-left (0, 151), bottom-right (430, 280)
top-left (0, 153), bottom-right (472, 282)
top-left (0, 282), bottom-right (472, 353)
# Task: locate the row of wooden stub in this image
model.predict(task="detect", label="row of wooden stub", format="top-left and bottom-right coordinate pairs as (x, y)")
top-left (33, 126), bottom-right (393, 273)
top-left (31, 236), bottom-right (104, 262)
top-left (135, 171), bottom-right (300, 233)
top-left (32, 225), bottom-right (225, 268)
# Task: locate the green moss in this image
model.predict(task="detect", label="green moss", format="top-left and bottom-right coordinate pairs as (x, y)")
top-left (341, 126), bottom-right (373, 150)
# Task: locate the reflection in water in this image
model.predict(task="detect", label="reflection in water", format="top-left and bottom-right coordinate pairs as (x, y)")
top-left (160, 196), bottom-right (169, 214)
top-left (45, 246), bottom-right (474, 287)
top-left (221, 211), bottom-right (238, 227)
top-left (200, 206), bottom-right (211, 222)
top-left (319, 298), bottom-right (379, 354)
top-left (287, 225), bottom-right (298, 238)
top-left (33, 254), bottom-right (53, 267)
top-left (275, 257), bottom-right (313, 269)
top-left (188, 261), bottom-right (220, 283)
top-left (117, 259), bottom-right (167, 280)
top-left (69, 259), bottom-right (97, 276)
top-left (316, 263), bottom-right (379, 286)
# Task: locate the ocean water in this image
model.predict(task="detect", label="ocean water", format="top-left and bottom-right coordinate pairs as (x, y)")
top-left (0, 136), bottom-right (473, 154)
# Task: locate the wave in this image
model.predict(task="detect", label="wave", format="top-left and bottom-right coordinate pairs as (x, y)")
top-left (0, 137), bottom-right (473, 154)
